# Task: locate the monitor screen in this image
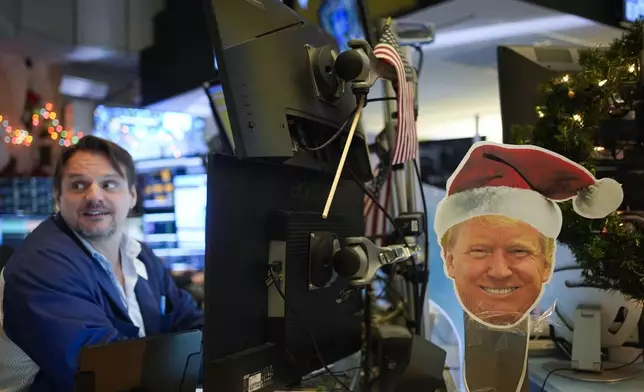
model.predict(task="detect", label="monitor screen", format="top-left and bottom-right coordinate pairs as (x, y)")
top-left (0, 177), bottom-right (54, 215)
top-left (135, 157), bottom-right (206, 211)
top-left (0, 214), bottom-right (46, 248)
top-left (419, 137), bottom-right (484, 189)
top-left (206, 83), bottom-right (235, 152)
top-left (624, 0), bottom-right (644, 22)
top-left (93, 106), bottom-right (208, 161)
top-left (173, 173), bottom-right (207, 261)
top-left (318, 0), bottom-right (366, 52)
top-left (136, 157), bottom-right (206, 271)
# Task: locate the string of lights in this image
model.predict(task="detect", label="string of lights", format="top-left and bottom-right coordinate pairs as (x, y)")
top-left (1, 102), bottom-right (84, 147)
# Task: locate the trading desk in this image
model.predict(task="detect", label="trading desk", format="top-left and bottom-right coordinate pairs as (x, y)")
top-left (528, 356), bottom-right (644, 392)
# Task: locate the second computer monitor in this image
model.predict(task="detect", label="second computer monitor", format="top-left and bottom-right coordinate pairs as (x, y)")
top-left (203, 154), bottom-right (363, 390)
top-left (202, 0), bottom-right (371, 180)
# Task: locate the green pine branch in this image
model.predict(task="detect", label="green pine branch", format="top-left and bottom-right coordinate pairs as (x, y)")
top-left (510, 20), bottom-right (644, 301)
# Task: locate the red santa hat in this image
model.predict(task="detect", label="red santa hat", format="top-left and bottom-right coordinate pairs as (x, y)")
top-left (434, 142), bottom-right (624, 240)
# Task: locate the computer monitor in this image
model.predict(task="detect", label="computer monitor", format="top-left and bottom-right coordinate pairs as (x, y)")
top-left (624, 0), bottom-right (644, 22)
top-left (0, 177), bottom-right (54, 215)
top-left (75, 330), bottom-right (202, 392)
top-left (173, 173), bottom-right (207, 270)
top-left (0, 214), bottom-right (47, 248)
top-left (318, 0), bottom-right (368, 52)
top-left (136, 157), bottom-right (207, 272)
top-left (93, 105), bottom-right (208, 161)
top-left (203, 154), bottom-right (363, 390)
top-left (203, 81), bottom-right (235, 156)
top-left (418, 137), bottom-right (485, 189)
top-left (202, 0), bottom-right (371, 181)
top-left (497, 45), bottom-right (584, 144)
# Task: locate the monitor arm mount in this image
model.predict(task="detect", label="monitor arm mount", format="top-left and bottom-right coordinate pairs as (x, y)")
top-left (333, 237), bottom-right (420, 288)
top-left (307, 39), bottom-right (398, 107)
top-left (333, 219), bottom-right (427, 392)
top-left (333, 39), bottom-right (398, 98)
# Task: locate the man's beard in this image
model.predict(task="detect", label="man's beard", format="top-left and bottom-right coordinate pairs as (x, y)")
top-left (76, 220), bottom-right (117, 240)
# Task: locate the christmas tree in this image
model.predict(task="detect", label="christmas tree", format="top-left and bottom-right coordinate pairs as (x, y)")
top-left (511, 21), bottom-right (644, 301)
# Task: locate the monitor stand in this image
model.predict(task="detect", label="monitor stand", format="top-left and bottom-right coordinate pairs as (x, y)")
top-left (542, 305), bottom-right (642, 382)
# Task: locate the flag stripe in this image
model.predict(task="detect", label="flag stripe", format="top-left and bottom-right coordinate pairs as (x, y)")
top-left (364, 169), bottom-right (393, 244)
top-left (373, 26), bottom-right (418, 166)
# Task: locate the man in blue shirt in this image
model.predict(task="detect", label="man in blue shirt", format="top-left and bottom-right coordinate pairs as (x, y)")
top-left (0, 136), bottom-right (204, 391)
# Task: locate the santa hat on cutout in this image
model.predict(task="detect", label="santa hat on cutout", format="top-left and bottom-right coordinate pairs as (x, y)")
top-left (434, 142), bottom-right (624, 240)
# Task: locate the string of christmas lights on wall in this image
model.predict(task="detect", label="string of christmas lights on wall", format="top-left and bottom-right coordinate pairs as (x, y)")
top-left (1, 102), bottom-right (84, 147)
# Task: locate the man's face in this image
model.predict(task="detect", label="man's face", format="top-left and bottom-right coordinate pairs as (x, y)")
top-left (443, 216), bottom-right (551, 326)
top-left (57, 151), bottom-right (136, 241)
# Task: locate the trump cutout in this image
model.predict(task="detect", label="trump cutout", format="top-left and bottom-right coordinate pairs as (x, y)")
top-left (434, 142), bottom-right (623, 329)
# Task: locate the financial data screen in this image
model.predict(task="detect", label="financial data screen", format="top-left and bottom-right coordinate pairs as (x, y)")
top-left (0, 177), bottom-right (54, 215)
top-left (136, 157), bottom-right (207, 271)
top-left (174, 174), bottom-right (207, 253)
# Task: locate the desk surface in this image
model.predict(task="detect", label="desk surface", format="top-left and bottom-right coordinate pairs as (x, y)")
top-left (528, 357), bottom-right (644, 392)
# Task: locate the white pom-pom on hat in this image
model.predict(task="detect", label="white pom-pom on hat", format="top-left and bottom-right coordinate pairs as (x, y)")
top-left (573, 177), bottom-right (624, 219)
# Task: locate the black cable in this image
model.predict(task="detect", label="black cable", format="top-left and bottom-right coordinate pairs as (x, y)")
top-left (267, 267), bottom-right (354, 391)
top-left (301, 366), bottom-right (361, 383)
top-left (413, 160), bottom-right (429, 331)
top-left (300, 106), bottom-right (359, 152)
top-left (539, 367), bottom-right (567, 391)
top-left (605, 352), bottom-right (643, 371)
top-left (347, 169), bottom-right (403, 239)
top-left (367, 97), bottom-right (396, 103)
top-left (540, 353), bottom-right (643, 392)
top-left (178, 351), bottom-right (201, 392)
top-left (348, 167), bottom-right (416, 332)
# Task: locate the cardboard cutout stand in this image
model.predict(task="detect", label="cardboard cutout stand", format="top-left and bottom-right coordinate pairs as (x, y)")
top-left (464, 317), bottom-right (530, 392)
top-left (433, 141), bottom-right (623, 391)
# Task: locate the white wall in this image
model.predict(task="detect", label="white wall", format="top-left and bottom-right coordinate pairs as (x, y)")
top-left (417, 112), bottom-right (503, 143)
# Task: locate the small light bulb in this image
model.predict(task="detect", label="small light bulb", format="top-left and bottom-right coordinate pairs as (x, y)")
top-left (598, 79), bottom-right (608, 87)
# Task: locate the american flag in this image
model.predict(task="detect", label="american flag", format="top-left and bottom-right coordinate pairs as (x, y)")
top-left (373, 22), bottom-right (418, 166)
top-left (364, 158), bottom-right (393, 244)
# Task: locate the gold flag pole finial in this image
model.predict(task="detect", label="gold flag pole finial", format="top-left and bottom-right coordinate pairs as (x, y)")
top-left (385, 17), bottom-right (392, 27)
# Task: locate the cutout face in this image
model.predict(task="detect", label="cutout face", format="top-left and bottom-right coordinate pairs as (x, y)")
top-left (441, 215), bottom-right (553, 328)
